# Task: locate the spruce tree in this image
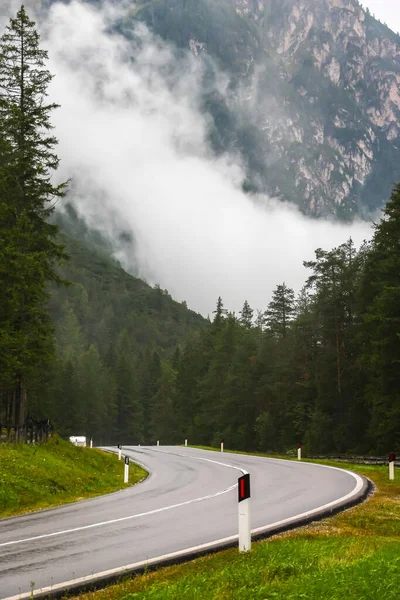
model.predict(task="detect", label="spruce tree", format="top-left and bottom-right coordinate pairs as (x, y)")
top-left (239, 300), bottom-right (254, 329)
top-left (0, 6), bottom-right (67, 435)
top-left (361, 184), bottom-right (400, 452)
top-left (264, 283), bottom-right (295, 338)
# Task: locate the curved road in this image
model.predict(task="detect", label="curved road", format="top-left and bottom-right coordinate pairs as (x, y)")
top-left (0, 447), bottom-right (368, 599)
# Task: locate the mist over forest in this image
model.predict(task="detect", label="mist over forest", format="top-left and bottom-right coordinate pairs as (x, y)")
top-left (0, 1), bottom-right (399, 457)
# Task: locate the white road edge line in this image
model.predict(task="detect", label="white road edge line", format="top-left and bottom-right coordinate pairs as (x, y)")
top-left (1, 451), bottom-right (366, 600)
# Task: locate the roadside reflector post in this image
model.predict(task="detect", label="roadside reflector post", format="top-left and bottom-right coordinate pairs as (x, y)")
top-left (389, 453), bottom-right (395, 480)
top-left (124, 456), bottom-right (129, 483)
top-left (297, 442), bottom-right (301, 461)
top-left (185, 438), bottom-right (188, 447)
top-left (118, 444), bottom-right (122, 460)
top-left (157, 440), bottom-right (160, 447)
top-left (238, 473), bottom-right (251, 552)
top-left (90, 438), bottom-right (93, 449)
top-left (221, 439), bottom-right (224, 453)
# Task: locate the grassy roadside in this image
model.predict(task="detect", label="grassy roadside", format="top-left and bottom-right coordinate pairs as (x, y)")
top-left (0, 437), bottom-right (147, 518)
top-left (72, 457), bottom-right (399, 600)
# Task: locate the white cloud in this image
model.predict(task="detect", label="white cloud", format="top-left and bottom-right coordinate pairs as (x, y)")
top-left (13, 1), bottom-right (376, 315)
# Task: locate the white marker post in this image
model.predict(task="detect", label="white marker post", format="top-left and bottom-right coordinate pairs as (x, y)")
top-left (90, 438), bottom-right (93, 449)
top-left (157, 440), bottom-right (160, 447)
top-left (297, 442), bottom-right (302, 461)
top-left (389, 453), bottom-right (395, 481)
top-left (221, 439), bottom-right (224, 453)
top-left (124, 456), bottom-right (129, 483)
top-left (185, 438), bottom-right (188, 447)
top-left (238, 473), bottom-right (251, 552)
top-left (118, 444), bottom-right (122, 461)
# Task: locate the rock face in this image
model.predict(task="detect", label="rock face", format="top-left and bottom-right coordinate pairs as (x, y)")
top-left (6, 0), bottom-right (397, 217)
top-left (133, 0), bottom-right (400, 217)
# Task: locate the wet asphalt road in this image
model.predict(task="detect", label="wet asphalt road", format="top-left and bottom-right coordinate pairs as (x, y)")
top-left (0, 446), bottom-right (365, 598)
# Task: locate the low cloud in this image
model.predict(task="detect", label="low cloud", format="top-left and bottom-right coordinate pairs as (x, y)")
top-left (30, 1), bottom-right (373, 315)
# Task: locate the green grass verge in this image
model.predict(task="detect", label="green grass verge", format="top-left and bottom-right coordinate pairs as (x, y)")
top-left (73, 458), bottom-right (399, 600)
top-left (0, 437), bottom-right (147, 518)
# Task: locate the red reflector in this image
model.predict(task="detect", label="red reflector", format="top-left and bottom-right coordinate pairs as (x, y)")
top-left (389, 453), bottom-right (395, 462)
top-left (238, 474), bottom-right (250, 502)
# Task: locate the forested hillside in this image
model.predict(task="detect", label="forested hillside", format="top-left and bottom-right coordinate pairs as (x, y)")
top-left (1, 4), bottom-right (399, 455)
top-left (27, 223), bottom-right (205, 444)
top-left (153, 187), bottom-right (400, 455)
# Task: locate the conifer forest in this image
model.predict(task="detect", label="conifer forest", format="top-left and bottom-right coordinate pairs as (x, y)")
top-left (0, 6), bottom-right (399, 456)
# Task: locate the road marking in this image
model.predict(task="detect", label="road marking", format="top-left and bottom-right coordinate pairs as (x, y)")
top-left (0, 447), bottom-right (246, 549)
top-left (149, 447), bottom-right (248, 475)
top-left (0, 482), bottom-right (237, 548)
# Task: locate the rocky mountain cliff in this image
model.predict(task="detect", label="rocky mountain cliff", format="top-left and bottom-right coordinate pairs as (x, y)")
top-left (133, 0), bottom-right (400, 218)
top-left (4, 0), bottom-right (400, 218)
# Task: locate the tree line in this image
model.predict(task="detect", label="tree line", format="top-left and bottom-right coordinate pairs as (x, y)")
top-left (49, 185), bottom-right (399, 454)
top-left (158, 194), bottom-right (400, 455)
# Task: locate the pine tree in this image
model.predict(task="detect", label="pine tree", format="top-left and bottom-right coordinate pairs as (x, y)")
top-left (114, 330), bottom-right (143, 444)
top-left (151, 361), bottom-right (177, 443)
top-left (212, 296), bottom-right (227, 330)
top-left (303, 240), bottom-right (366, 451)
top-left (264, 283), bottom-right (295, 338)
top-left (361, 184), bottom-right (400, 452)
top-left (239, 300), bottom-right (253, 329)
top-left (0, 6), bottom-right (67, 434)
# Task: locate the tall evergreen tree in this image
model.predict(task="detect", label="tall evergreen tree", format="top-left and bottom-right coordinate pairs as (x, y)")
top-left (0, 6), bottom-right (67, 434)
top-left (114, 330), bottom-right (143, 444)
top-left (239, 300), bottom-right (254, 329)
top-left (264, 283), bottom-right (295, 338)
top-left (361, 185), bottom-right (400, 452)
top-left (151, 361), bottom-right (177, 443)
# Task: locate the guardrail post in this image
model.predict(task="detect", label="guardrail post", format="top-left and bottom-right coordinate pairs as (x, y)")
top-left (124, 456), bottom-right (129, 483)
top-left (238, 473), bottom-right (251, 552)
top-left (389, 453), bottom-right (395, 480)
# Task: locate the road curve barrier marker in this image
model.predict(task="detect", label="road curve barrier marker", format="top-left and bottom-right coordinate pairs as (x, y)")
top-left (124, 456), bottom-right (129, 483)
top-left (238, 473), bottom-right (251, 552)
top-left (389, 453), bottom-right (395, 480)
